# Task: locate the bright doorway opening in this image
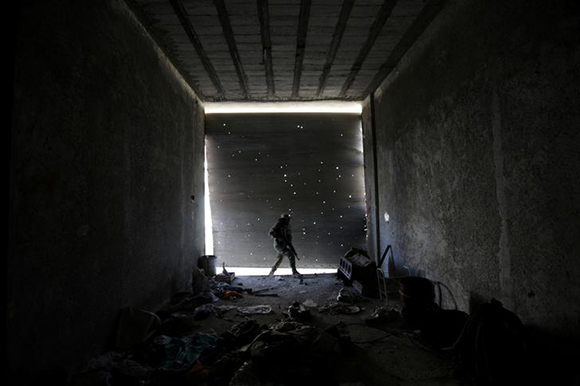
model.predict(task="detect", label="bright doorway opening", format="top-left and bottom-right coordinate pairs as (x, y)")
top-left (203, 102), bottom-right (365, 276)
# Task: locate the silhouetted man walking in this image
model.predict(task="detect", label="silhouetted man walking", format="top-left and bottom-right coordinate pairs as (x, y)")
top-left (268, 213), bottom-right (300, 276)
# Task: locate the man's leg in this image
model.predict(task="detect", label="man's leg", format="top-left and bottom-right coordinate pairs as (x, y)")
top-left (288, 254), bottom-right (300, 276)
top-left (269, 253), bottom-right (285, 276)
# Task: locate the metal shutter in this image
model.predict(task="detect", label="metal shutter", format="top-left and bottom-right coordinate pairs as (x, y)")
top-left (206, 113), bottom-right (366, 268)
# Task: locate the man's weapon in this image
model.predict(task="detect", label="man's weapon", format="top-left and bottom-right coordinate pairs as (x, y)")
top-left (279, 236), bottom-right (300, 260)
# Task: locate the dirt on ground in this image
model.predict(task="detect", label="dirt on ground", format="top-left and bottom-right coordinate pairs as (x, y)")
top-left (69, 273), bottom-right (467, 386)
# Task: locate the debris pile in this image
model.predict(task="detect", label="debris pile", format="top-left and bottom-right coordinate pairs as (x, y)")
top-left (67, 261), bottom-right (499, 386)
top-left (337, 247), bottom-right (378, 297)
top-left (70, 306), bottom-right (354, 385)
top-left (398, 277), bottom-right (468, 348)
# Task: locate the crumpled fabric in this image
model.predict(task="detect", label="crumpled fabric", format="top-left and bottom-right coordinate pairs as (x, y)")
top-left (157, 333), bottom-right (218, 371)
top-left (237, 305), bottom-right (272, 315)
top-left (223, 290), bottom-right (244, 300)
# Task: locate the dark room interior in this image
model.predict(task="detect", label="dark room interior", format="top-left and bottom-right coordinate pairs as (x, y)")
top-left (9, 0), bottom-right (580, 385)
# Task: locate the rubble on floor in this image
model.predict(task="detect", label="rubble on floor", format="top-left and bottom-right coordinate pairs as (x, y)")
top-left (68, 272), bottom-right (483, 386)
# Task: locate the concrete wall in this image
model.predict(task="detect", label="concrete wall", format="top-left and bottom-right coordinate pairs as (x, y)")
top-left (364, 0), bottom-right (580, 338)
top-left (9, 0), bottom-right (205, 379)
top-left (361, 96), bottom-right (379, 260)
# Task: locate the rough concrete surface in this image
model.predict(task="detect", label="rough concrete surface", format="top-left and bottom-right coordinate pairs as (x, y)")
top-left (364, 0), bottom-right (580, 339)
top-left (9, 0), bottom-right (205, 379)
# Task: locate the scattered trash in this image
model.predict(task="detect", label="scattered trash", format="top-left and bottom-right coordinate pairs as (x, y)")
top-left (219, 284), bottom-right (245, 293)
top-left (213, 282), bottom-right (246, 300)
top-left (223, 290), bottom-right (244, 300)
top-left (191, 267), bottom-right (211, 294)
top-left (270, 320), bottom-right (302, 332)
top-left (247, 324), bottom-right (320, 358)
top-left (337, 286), bottom-right (365, 303)
top-left (153, 335), bottom-right (172, 345)
top-left (288, 301), bottom-right (311, 321)
top-left (229, 361), bottom-right (260, 386)
top-left (302, 299), bottom-right (318, 308)
top-left (239, 321), bottom-right (342, 385)
top-left (237, 305), bottom-right (272, 315)
top-left (251, 286), bottom-right (278, 294)
top-left (215, 263), bottom-right (236, 283)
top-left (197, 291), bottom-right (220, 304)
top-left (338, 247), bottom-right (378, 297)
top-left (115, 307), bottom-right (161, 350)
top-left (71, 352), bottom-right (154, 385)
top-left (338, 305), bottom-right (360, 314)
top-left (156, 332), bottom-right (218, 372)
top-left (214, 305), bottom-right (239, 313)
top-left (249, 286), bottom-right (279, 297)
top-left (219, 320), bottom-right (263, 349)
top-left (114, 358), bottom-right (154, 378)
top-left (74, 275), bottom-right (396, 385)
top-left (193, 304), bottom-right (217, 320)
top-left (365, 307), bottom-right (400, 326)
top-left (159, 292), bottom-right (219, 319)
top-left (87, 351), bottom-right (154, 378)
top-left (158, 311), bottom-right (200, 334)
top-left (208, 353), bottom-right (250, 386)
top-left (192, 304), bottom-right (240, 320)
top-left (186, 359), bottom-right (212, 384)
top-left (214, 272), bottom-right (235, 283)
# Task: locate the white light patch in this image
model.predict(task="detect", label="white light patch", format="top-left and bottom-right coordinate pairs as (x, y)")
top-left (204, 101), bottom-right (362, 114)
top-left (204, 143), bottom-right (214, 255)
top-left (224, 267), bottom-right (337, 276)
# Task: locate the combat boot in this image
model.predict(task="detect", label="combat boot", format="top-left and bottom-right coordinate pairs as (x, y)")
top-left (291, 264), bottom-right (301, 277)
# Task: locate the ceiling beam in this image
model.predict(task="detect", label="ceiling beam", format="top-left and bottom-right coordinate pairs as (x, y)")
top-left (257, 0), bottom-right (275, 98)
top-left (124, 0), bottom-right (205, 100)
top-left (214, 0), bottom-right (250, 99)
top-left (292, 0), bottom-right (312, 99)
top-left (362, 0), bottom-right (445, 98)
top-left (168, 0), bottom-right (225, 99)
top-left (338, 0), bottom-right (398, 98)
top-left (316, 0), bottom-right (355, 98)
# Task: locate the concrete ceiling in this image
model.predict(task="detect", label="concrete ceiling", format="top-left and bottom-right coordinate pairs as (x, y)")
top-left (129, 0), bottom-right (443, 102)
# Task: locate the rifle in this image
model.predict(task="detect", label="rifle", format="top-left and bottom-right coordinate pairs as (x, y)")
top-left (269, 226), bottom-right (300, 260)
top-left (278, 235), bottom-right (300, 260)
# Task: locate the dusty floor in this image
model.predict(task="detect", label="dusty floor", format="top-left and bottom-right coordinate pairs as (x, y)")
top-left (182, 273), bottom-right (465, 386)
top-left (70, 273), bottom-right (468, 385)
